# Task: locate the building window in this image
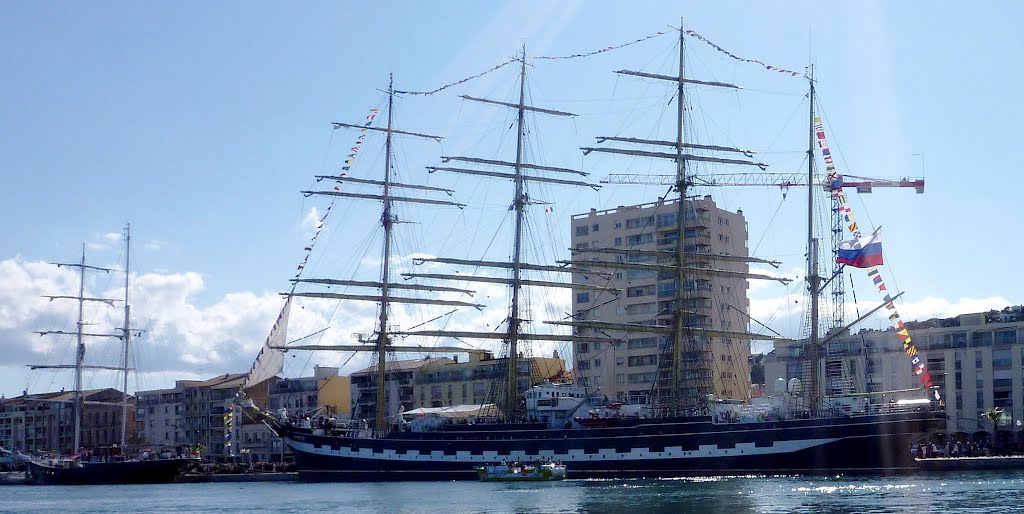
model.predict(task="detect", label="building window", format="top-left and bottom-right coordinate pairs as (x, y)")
top-left (627, 372), bottom-right (657, 384)
top-left (656, 213), bottom-right (677, 228)
top-left (993, 349), bottom-right (1012, 368)
top-left (626, 216), bottom-right (655, 229)
top-left (579, 343), bottom-right (589, 353)
top-left (575, 225), bottom-right (589, 236)
top-left (614, 237), bottom-right (622, 247)
top-left (592, 224), bottom-right (599, 232)
top-left (627, 355), bottom-right (658, 367)
top-left (626, 233), bottom-right (654, 245)
top-left (576, 292), bottom-right (590, 303)
top-left (994, 329), bottom-right (1016, 345)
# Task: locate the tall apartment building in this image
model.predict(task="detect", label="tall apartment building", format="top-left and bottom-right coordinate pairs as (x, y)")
top-left (0, 388), bottom-right (134, 453)
top-left (412, 350), bottom-right (566, 410)
top-left (570, 197), bottom-right (751, 404)
top-left (764, 306), bottom-right (1024, 441)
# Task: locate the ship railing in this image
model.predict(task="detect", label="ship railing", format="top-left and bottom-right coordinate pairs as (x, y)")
top-left (711, 399), bottom-right (937, 425)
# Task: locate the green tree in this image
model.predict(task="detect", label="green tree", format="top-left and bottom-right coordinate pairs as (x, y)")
top-left (981, 408), bottom-right (1005, 450)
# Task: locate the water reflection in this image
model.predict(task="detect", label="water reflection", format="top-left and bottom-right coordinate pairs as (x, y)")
top-left (5, 471), bottom-right (1024, 513)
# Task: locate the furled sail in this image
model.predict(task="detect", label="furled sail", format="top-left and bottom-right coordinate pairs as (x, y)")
top-left (241, 296), bottom-right (292, 390)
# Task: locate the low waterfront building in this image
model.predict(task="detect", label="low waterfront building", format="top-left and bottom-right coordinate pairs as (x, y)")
top-left (235, 366), bottom-right (351, 463)
top-left (267, 365), bottom-right (350, 418)
top-left (0, 388), bottom-right (134, 453)
top-left (764, 306), bottom-right (1024, 441)
top-left (350, 357), bottom-right (453, 422)
top-left (412, 351), bottom-right (566, 411)
top-left (138, 367), bottom-right (348, 463)
top-left (136, 373), bottom-right (245, 461)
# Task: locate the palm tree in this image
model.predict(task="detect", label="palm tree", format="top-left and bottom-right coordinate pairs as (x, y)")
top-left (981, 408), bottom-right (1005, 451)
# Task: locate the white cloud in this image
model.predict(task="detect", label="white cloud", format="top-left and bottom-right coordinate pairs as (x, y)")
top-left (892, 296), bottom-right (1011, 323)
top-left (143, 240), bottom-right (167, 252)
top-left (303, 206), bottom-right (322, 232)
top-left (6, 252), bottom-right (1006, 396)
top-left (0, 257), bottom-right (381, 395)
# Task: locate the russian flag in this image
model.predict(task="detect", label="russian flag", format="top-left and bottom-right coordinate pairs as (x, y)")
top-left (836, 233), bottom-right (883, 268)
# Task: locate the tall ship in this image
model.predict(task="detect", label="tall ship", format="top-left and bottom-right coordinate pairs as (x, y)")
top-left (26, 225), bottom-right (196, 485)
top-left (242, 23), bottom-right (944, 480)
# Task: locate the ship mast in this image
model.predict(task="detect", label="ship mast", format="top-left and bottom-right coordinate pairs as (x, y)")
top-left (403, 45), bottom-right (602, 421)
top-left (120, 224), bottom-right (132, 448)
top-left (574, 21), bottom-right (778, 416)
top-left (805, 67), bottom-right (821, 415)
top-left (73, 247), bottom-right (86, 451)
top-left (375, 76), bottom-right (397, 437)
top-left (671, 19), bottom-right (689, 416)
top-left (280, 75), bottom-right (474, 437)
top-left (507, 44), bottom-right (528, 419)
top-left (32, 246), bottom-right (120, 452)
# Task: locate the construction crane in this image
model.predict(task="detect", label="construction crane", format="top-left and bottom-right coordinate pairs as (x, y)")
top-left (601, 172), bottom-right (925, 194)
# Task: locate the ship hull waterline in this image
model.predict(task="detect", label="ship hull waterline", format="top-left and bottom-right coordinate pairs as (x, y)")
top-left (277, 411), bottom-right (942, 482)
top-left (26, 458), bottom-right (196, 485)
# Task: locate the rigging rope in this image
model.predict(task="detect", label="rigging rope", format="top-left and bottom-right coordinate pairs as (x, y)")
top-left (395, 57), bottom-right (518, 96)
top-left (683, 29), bottom-right (803, 77)
top-left (534, 31), bottom-right (667, 60)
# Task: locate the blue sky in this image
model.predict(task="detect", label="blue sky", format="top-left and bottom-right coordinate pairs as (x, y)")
top-left (2, 1), bottom-right (1021, 397)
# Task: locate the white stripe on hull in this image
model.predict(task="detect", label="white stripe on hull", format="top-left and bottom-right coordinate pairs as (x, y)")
top-left (286, 436), bottom-right (840, 463)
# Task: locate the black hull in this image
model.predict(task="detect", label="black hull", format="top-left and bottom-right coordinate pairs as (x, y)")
top-left (280, 412), bottom-right (943, 482)
top-left (27, 458), bottom-right (195, 485)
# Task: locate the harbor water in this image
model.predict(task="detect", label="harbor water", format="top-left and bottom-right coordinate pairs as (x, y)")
top-left (3, 470), bottom-right (1024, 513)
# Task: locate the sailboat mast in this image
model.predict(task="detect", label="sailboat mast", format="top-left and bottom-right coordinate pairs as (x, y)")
top-left (120, 224), bottom-right (131, 448)
top-left (506, 45), bottom-right (527, 420)
top-left (375, 75), bottom-right (396, 436)
top-left (73, 244), bottom-right (86, 452)
top-left (806, 66), bottom-right (820, 415)
top-left (671, 21), bottom-right (688, 416)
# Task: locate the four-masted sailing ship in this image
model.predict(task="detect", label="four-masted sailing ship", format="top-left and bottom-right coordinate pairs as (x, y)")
top-left (244, 24), bottom-right (944, 481)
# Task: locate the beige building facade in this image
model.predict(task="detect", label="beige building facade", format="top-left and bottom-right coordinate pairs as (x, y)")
top-left (412, 351), bottom-right (566, 410)
top-left (0, 388), bottom-right (134, 453)
top-left (570, 197), bottom-right (751, 404)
